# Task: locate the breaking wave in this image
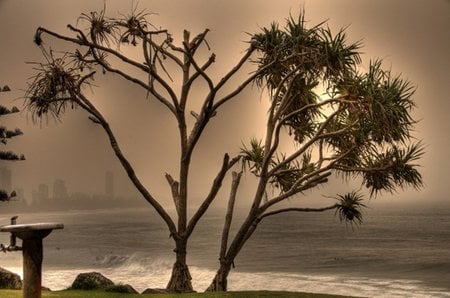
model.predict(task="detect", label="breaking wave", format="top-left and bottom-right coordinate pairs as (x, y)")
top-left (39, 252), bottom-right (450, 297)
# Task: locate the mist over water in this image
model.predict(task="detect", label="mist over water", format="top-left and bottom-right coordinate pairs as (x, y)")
top-left (1, 206), bottom-right (449, 297)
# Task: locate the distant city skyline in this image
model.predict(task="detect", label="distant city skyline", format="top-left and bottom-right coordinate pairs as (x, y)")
top-left (0, 166), bottom-right (145, 212)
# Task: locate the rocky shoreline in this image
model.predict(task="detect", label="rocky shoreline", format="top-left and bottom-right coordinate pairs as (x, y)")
top-left (0, 267), bottom-right (21, 290)
top-left (0, 267), bottom-right (172, 294)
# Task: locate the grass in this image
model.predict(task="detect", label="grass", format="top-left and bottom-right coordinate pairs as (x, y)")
top-left (0, 289), bottom-right (355, 298)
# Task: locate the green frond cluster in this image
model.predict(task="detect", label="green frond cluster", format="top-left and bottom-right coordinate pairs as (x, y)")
top-left (335, 60), bottom-right (416, 144)
top-left (251, 13), bottom-right (362, 89)
top-left (281, 77), bottom-right (322, 143)
top-left (270, 152), bottom-right (316, 193)
top-left (75, 3), bottom-right (155, 47)
top-left (251, 13), bottom-right (362, 144)
top-left (117, 6), bottom-right (151, 46)
top-left (25, 50), bottom-right (90, 121)
top-left (335, 191), bottom-right (366, 225)
top-left (247, 12), bottom-right (423, 201)
top-left (321, 26), bottom-right (362, 80)
top-left (240, 138), bottom-right (265, 175)
top-left (361, 143), bottom-right (424, 196)
top-left (240, 136), bottom-right (320, 194)
top-left (77, 3), bottom-right (118, 46)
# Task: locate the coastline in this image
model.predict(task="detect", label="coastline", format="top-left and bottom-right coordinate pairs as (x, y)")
top-left (2, 207), bottom-right (450, 297)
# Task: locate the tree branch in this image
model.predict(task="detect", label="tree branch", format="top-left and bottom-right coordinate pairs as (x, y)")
top-left (259, 204), bottom-right (338, 220)
top-left (142, 35), bottom-right (179, 111)
top-left (219, 171), bottom-right (242, 262)
top-left (165, 173), bottom-right (181, 218)
top-left (77, 93), bottom-right (177, 237)
top-left (186, 154), bottom-right (240, 237)
top-left (142, 32), bottom-right (183, 67)
top-left (187, 53), bottom-right (216, 92)
top-left (212, 45), bottom-right (257, 111)
top-left (38, 26), bottom-right (180, 113)
top-left (261, 146), bottom-right (356, 213)
top-left (269, 111), bottom-right (356, 176)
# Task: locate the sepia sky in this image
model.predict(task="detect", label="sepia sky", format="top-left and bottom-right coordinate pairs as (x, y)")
top-left (0, 0), bottom-right (449, 209)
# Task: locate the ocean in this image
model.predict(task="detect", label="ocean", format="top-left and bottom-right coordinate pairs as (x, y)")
top-left (0, 206), bottom-right (449, 297)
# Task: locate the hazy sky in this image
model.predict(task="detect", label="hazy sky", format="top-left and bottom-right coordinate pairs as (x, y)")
top-left (0, 0), bottom-right (449, 209)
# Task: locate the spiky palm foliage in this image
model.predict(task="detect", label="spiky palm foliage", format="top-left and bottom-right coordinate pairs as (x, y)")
top-left (22, 5), bottom-right (424, 292)
top-left (116, 5), bottom-right (151, 46)
top-left (211, 11), bottom-right (422, 292)
top-left (219, 17), bottom-right (424, 290)
top-left (244, 12), bottom-right (423, 199)
top-left (77, 3), bottom-right (118, 46)
top-left (240, 138), bottom-right (265, 175)
top-left (252, 14), bottom-right (361, 89)
top-left (24, 50), bottom-right (93, 122)
top-left (360, 143), bottom-right (424, 196)
top-left (335, 191), bottom-right (366, 224)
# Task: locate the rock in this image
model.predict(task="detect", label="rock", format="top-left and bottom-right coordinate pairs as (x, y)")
top-left (141, 288), bottom-right (171, 294)
top-left (106, 283), bottom-right (138, 294)
top-left (0, 267), bottom-right (22, 290)
top-left (70, 272), bottom-right (114, 290)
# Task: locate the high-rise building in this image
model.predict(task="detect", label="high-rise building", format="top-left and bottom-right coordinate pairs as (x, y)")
top-left (105, 171), bottom-right (114, 199)
top-left (53, 179), bottom-right (68, 200)
top-left (0, 167), bottom-right (12, 193)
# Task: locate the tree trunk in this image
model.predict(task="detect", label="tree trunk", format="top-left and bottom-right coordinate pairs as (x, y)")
top-left (207, 216), bottom-right (261, 292)
top-left (206, 262), bottom-right (232, 292)
top-left (206, 171), bottom-right (242, 292)
top-left (166, 240), bottom-right (194, 292)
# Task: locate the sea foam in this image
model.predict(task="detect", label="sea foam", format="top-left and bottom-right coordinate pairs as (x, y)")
top-left (37, 254), bottom-right (450, 297)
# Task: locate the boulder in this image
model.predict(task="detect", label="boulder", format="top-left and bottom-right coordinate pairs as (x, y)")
top-left (141, 288), bottom-right (171, 294)
top-left (0, 267), bottom-right (22, 289)
top-left (106, 283), bottom-right (138, 294)
top-left (70, 272), bottom-right (114, 290)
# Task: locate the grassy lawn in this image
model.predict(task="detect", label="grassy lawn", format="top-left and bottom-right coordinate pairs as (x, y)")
top-left (0, 289), bottom-right (355, 298)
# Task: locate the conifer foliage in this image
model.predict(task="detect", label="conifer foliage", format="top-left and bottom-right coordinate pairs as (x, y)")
top-left (0, 85), bottom-right (24, 202)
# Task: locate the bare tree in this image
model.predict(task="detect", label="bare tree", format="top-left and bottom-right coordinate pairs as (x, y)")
top-left (23, 6), bottom-right (422, 293)
top-left (207, 15), bottom-right (423, 291)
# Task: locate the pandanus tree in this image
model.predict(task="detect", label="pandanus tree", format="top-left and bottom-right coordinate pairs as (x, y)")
top-left (207, 15), bottom-right (423, 291)
top-left (25, 5), bottom-right (262, 292)
top-left (24, 5), bottom-right (422, 292)
top-left (0, 85), bottom-right (24, 202)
